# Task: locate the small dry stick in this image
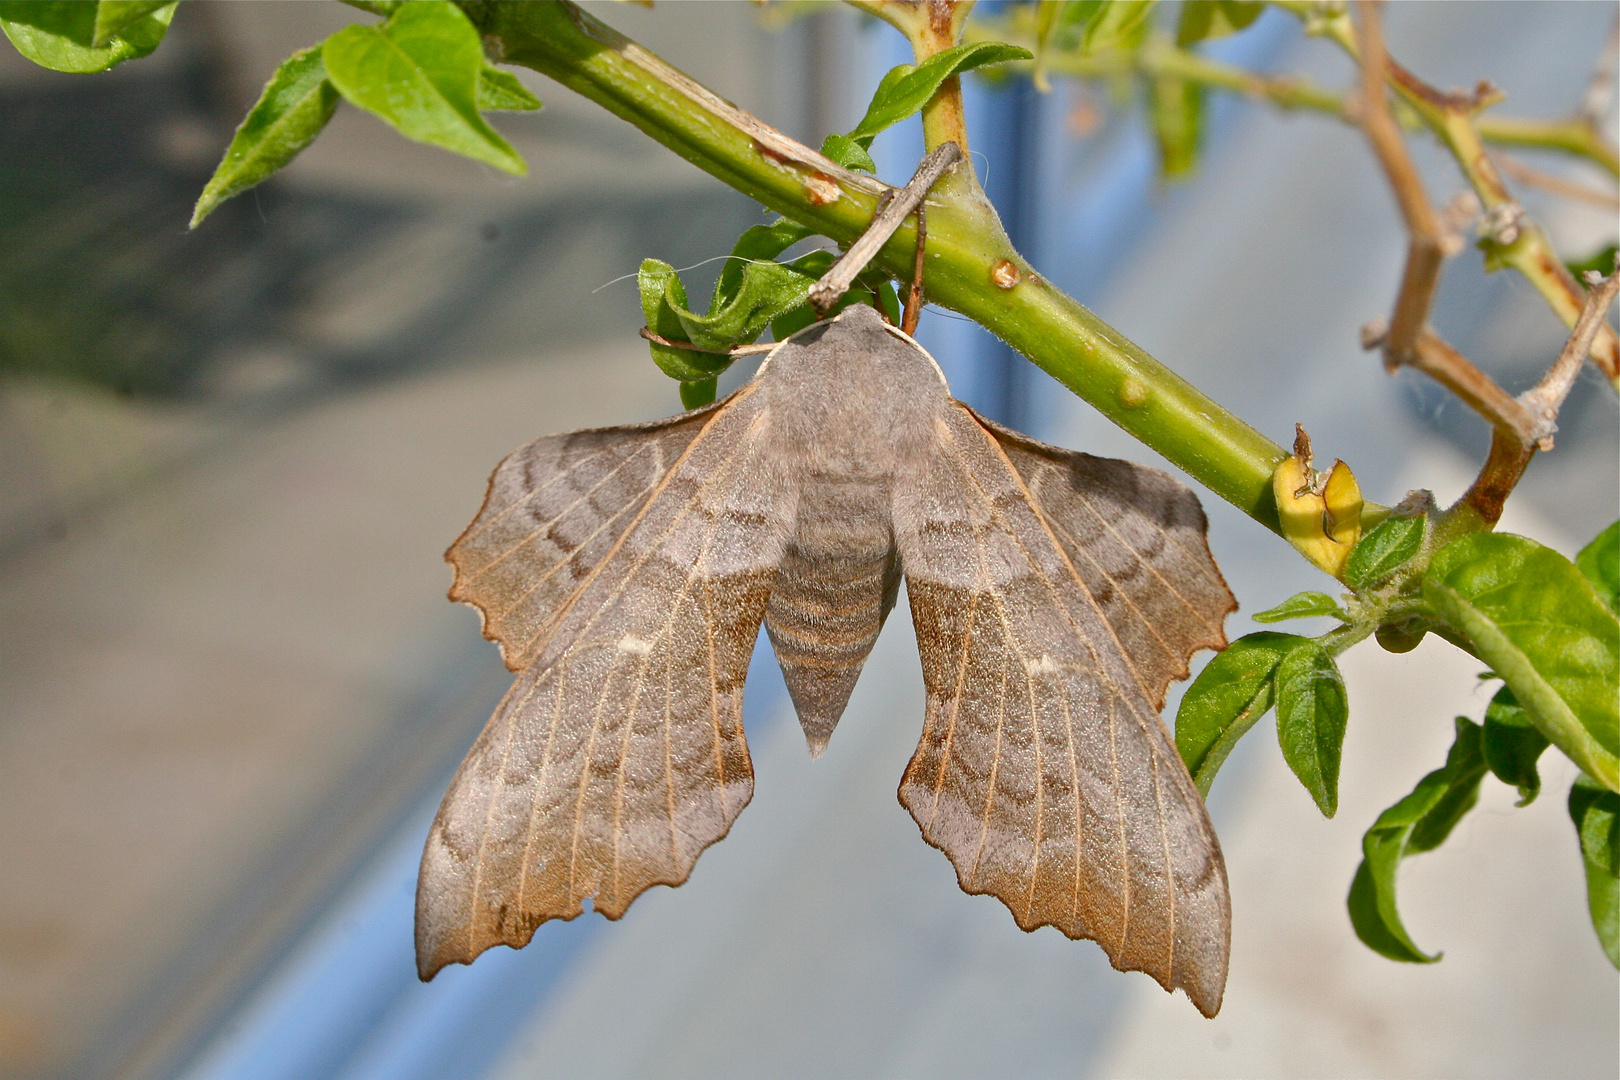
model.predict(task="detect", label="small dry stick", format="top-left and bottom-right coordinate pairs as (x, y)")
top-left (1354, 0), bottom-right (1444, 369)
top-left (1488, 150), bottom-right (1620, 212)
top-left (902, 200), bottom-right (928, 335)
top-left (1520, 270), bottom-right (1620, 449)
top-left (1458, 269), bottom-right (1620, 524)
top-left (808, 141), bottom-right (963, 315)
top-left (639, 328), bottom-right (777, 356)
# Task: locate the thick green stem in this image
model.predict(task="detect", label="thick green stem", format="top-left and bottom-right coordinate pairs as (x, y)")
top-left (477, 1), bottom-right (1293, 528)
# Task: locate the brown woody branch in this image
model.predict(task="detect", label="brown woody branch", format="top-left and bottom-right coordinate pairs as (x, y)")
top-left (1353, 1), bottom-right (1444, 369)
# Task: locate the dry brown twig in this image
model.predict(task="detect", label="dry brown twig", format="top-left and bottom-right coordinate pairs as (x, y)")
top-left (1353, 0), bottom-right (1445, 369)
top-left (1487, 150), bottom-right (1620, 213)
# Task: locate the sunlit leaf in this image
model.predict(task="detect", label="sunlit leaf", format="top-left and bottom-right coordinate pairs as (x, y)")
top-left (1482, 684), bottom-right (1548, 806)
top-left (1424, 532), bottom-right (1619, 790)
top-left (847, 42), bottom-right (1033, 147)
top-left (92, 0), bottom-right (169, 44)
top-left (1348, 717), bottom-right (1487, 963)
top-left (1568, 774), bottom-right (1620, 967)
top-left (323, 0), bottom-right (526, 175)
top-left (1577, 520), bottom-right (1619, 614)
top-left (1345, 512), bottom-right (1426, 592)
top-left (1250, 591), bottom-right (1346, 624)
top-left (1275, 638), bottom-right (1347, 816)
top-left (1175, 0), bottom-right (1263, 47)
top-left (1176, 631), bottom-right (1301, 796)
top-left (0, 0), bottom-right (173, 73)
top-left (820, 133), bottom-right (876, 173)
top-left (477, 65), bottom-right (541, 111)
top-left (191, 46), bottom-right (338, 228)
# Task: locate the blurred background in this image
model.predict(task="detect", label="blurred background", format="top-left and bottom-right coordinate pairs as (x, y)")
top-left (0, 3), bottom-right (1615, 1078)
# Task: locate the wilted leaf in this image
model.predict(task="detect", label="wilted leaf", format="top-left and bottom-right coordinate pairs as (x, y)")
top-left (1568, 774), bottom-right (1620, 967)
top-left (1424, 532), bottom-right (1619, 791)
top-left (1348, 717), bottom-right (1487, 962)
top-left (191, 46), bottom-right (339, 228)
top-left (1345, 512), bottom-right (1426, 592)
top-left (1482, 685), bottom-right (1548, 806)
top-left (0, 0), bottom-right (173, 73)
top-left (1250, 591), bottom-right (1346, 624)
top-left (323, 0), bottom-right (526, 175)
top-left (1176, 631), bottom-right (1301, 795)
top-left (476, 65), bottom-right (541, 111)
top-left (847, 42), bottom-right (1033, 147)
top-left (1577, 520), bottom-right (1619, 614)
top-left (1175, 0), bottom-right (1263, 47)
top-left (1275, 638), bottom-right (1348, 816)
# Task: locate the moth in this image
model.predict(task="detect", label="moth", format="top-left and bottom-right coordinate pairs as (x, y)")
top-left (417, 303), bottom-right (1236, 1016)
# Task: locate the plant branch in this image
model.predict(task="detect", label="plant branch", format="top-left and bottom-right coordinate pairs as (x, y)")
top-left (1278, 0), bottom-right (1620, 386)
top-left (471, 1), bottom-right (1299, 531)
top-left (1520, 270), bottom-right (1620, 448)
top-left (1487, 149), bottom-right (1620, 212)
top-left (1353, 1), bottom-right (1443, 369)
top-left (809, 142), bottom-right (962, 314)
top-left (849, 1), bottom-right (977, 186)
top-left (966, 14), bottom-right (1620, 177)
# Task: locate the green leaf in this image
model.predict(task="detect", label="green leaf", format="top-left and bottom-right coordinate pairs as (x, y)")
top-left (714, 218), bottom-right (815, 311)
top-left (191, 46), bottom-right (339, 228)
top-left (477, 65), bottom-right (541, 111)
top-left (1568, 774), bottom-right (1620, 967)
top-left (1577, 520), bottom-right (1619, 614)
top-left (1345, 512), bottom-right (1427, 591)
top-left (1565, 242), bottom-right (1618, 281)
top-left (1250, 590), bottom-right (1346, 624)
top-left (1424, 532), bottom-right (1619, 791)
top-left (1348, 717), bottom-right (1488, 963)
top-left (847, 42), bottom-right (1033, 147)
top-left (679, 378), bottom-right (718, 410)
top-left (1275, 638), bottom-right (1348, 816)
top-left (322, 0), bottom-right (526, 175)
top-left (1482, 685), bottom-right (1548, 806)
top-left (1175, 0), bottom-right (1263, 47)
top-left (1, 0), bottom-right (173, 72)
top-left (1082, 0), bottom-right (1155, 55)
top-left (1148, 73), bottom-right (1202, 180)
top-left (638, 259), bottom-right (729, 383)
top-left (820, 133), bottom-right (876, 173)
top-left (92, 0), bottom-right (169, 45)
top-left (1175, 631), bottom-right (1302, 796)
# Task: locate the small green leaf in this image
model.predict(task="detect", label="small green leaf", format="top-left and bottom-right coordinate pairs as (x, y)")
top-left (1348, 717), bottom-right (1487, 963)
top-left (1345, 513), bottom-right (1427, 592)
top-left (820, 133), bottom-right (876, 173)
top-left (847, 42), bottom-right (1033, 147)
top-left (1175, 0), bottom-right (1263, 47)
top-left (1082, 0), bottom-right (1155, 55)
top-left (638, 259), bottom-right (729, 382)
top-left (322, 0), bottom-right (526, 175)
top-left (1148, 74), bottom-right (1202, 180)
top-left (1424, 532), bottom-right (1619, 791)
top-left (1577, 520), bottom-right (1619, 614)
top-left (1569, 774), bottom-right (1620, 967)
top-left (1250, 591), bottom-right (1346, 624)
top-left (477, 65), bottom-right (541, 111)
top-left (1565, 242), bottom-right (1618, 281)
top-left (679, 378), bottom-right (718, 410)
top-left (1175, 631), bottom-right (1302, 796)
top-left (92, 0), bottom-right (169, 45)
top-left (1482, 685), bottom-right (1548, 806)
top-left (191, 46), bottom-right (339, 228)
top-left (1, 0), bottom-right (173, 72)
top-left (714, 217), bottom-right (816, 311)
top-left (1275, 638), bottom-right (1348, 816)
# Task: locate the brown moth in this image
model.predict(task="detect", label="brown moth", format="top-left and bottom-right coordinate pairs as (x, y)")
top-left (418, 303), bottom-right (1236, 1015)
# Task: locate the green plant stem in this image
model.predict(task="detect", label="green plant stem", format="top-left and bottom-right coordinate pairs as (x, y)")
top-left (474, 0), bottom-right (1297, 529)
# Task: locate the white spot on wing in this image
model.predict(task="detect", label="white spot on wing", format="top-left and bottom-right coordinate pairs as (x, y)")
top-left (1026, 654), bottom-right (1060, 675)
top-left (617, 635), bottom-right (654, 655)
